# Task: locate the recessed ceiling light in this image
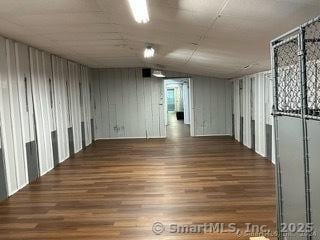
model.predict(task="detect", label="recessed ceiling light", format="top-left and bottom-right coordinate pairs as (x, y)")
top-left (144, 46), bottom-right (155, 58)
top-left (128, 0), bottom-right (150, 24)
top-left (153, 70), bottom-right (166, 78)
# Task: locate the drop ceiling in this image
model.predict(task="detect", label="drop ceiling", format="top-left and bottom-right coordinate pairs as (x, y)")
top-left (0, 0), bottom-right (319, 79)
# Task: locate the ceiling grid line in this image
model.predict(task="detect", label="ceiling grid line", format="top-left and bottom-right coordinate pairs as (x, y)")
top-left (184, 0), bottom-right (231, 65)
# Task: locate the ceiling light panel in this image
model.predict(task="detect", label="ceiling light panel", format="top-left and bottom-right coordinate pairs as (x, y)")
top-left (144, 46), bottom-right (155, 58)
top-left (152, 70), bottom-right (165, 78)
top-left (128, 0), bottom-right (150, 24)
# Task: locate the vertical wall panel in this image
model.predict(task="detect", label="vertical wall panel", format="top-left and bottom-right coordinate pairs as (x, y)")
top-left (151, 77), bottom-right (163, 137)
top-left (0, 35), bottom-right (93, 201)
top-left (307, 120), bottom-right (320, 238)
top-left (183, 82), bottom-right (190, 125)
top-left (6, 39), bottom-right (27, 188)
top-left (66, 62), bottom-right (74, 156)
top-left (243, 77), bottom-right (252, 148)
top-left (203, 78), bottom-right (211, 135)
top-left (135, 68), bottom-right (147, 137)
top-left (250, 77), bottom-right (256, 150)
top-left (122, 68), bottom-right (138, 137)
top-left (0, 96), bottom-right (8, 201)
top-left (225, 81), bottom-right (233, 135)
top-left (107, 69), bottom-right (118, 138)
top-left (278, 117), bottom-right (306, 239)
top-left (74, 64), bottom-right (82, 151)
top-left (93, 68), bottom-right (167, 139)
top-left (143, 75), bottom-right (154, 138)
top-left (15, 42), bottom-right (34, 184)
top-left (43, 53), bottom-right (59, 167)
top-left (88, 69), bottom-right (95, 142)
top-left (193, 76), bottom-right (204, 136)
top-left (158, 78), bottom-right (165, 138)
top-left (215, 81), bottom-right (225, 134)
top-left (68, 62), bottom-right (82, 153)
top-left (257, 72), bottom-right (266, 156)
top-left (0, 37), bottom-right (17, 194)
top-left (93, 69), bottom-right (231, 139)
top-left (233, 80), bottom-right (240, 140)
top-left (79, 66), bottom-right (86, 149)
top-left (80, 66), bottom-right (92, 147)
top-left (115, 69), bottom-right (125, 138)
top-left (232, 71), bottom-right (276, 162)
top-left (52, 56), bottom-right (70, 162)
top-left (84, 67), bottom-right (91, 145)
top-left (43, 52), bottom-right (57, 167)
top-left (92, 71), bottom-right (103, 139)
top-left (29, 48), bottom-right (54, 175)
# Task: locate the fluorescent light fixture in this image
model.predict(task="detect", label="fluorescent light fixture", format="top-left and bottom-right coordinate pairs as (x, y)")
top-left (144, 46), bottom-right (155, 58)
top-left (128, 0), bottom-right (150, 24)
top-left (153, 70), bottom-right (165, 78)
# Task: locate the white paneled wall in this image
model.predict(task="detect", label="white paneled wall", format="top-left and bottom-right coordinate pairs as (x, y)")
top-left (0, 37), bottom-right (21, 194)
top-left (232, 71), bottom-right (275, 163)
top-left (0, 35), bottom-right (92, 198)
top-left (192, 76), bottom-right (232, 136)
top-left (68, 62), bottom-right (82, 153)
top-left (51, 56), bottom-right (70, 162)
top-left (156, 70), bottom-right (232, 136)
top-left (93, 68), bottom-right (166, 139)
top-left (29, 48), bottom-right (54, 175)
top-left (8, 39), bottom-right (30, 191)
top-left (80, 66), bottom-right (92, 146)
top-left (93, 69), bottom-right (232, 139)
top-left (233, 80), bottom-right (240, 140)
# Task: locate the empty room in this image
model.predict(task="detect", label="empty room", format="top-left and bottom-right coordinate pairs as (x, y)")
top-left (0, 1), bottom-right (319, 240)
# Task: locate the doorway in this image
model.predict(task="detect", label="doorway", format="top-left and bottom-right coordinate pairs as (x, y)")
top-left (164, 78), bottom-right (192, 139)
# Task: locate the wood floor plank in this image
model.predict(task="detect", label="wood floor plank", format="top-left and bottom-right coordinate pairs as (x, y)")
top-left (0, 132), bottom-right (276, 240)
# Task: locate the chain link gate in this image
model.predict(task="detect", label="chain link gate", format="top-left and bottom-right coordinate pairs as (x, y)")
top-left (272, 16), bottom-right (320, 240)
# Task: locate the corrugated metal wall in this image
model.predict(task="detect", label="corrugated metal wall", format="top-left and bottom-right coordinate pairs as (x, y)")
top-left (0, 36), bottom-right (92, 199)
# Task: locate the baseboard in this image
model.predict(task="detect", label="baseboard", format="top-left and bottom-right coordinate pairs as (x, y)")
top-left (8, 189), bottom-right (19, 197)
top-left (59, 155), bottom-right (70, 164)
top-left (40, 168), bottom-right (53, 176)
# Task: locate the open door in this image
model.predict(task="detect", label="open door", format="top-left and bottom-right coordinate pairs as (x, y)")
top-left (164, 78), bottom-right (192, 138)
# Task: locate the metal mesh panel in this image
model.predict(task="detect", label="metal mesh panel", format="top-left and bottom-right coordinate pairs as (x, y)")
top-left (274, 38), bottom-right (301, 115)
top-left (272, 16), bottom-right (320, 240)
top-left (305, 19), bottom-right (320, 119)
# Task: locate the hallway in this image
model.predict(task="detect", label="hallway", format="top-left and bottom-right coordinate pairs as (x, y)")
top-left (0, 136), bottom-right (276, 240)
top-left (166, 111), bottom-right (190, 140)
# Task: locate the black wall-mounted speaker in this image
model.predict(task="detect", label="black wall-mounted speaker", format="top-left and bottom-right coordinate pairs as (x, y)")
top-left (142, 68), bottom-right (151, 78)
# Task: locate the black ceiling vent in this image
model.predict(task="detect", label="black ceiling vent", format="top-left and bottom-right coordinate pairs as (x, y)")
top-left (142, 68), bottom-right (151, 78)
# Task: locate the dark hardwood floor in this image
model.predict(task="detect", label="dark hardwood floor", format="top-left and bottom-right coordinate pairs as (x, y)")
top-left (0, 116), bottom-right (276, 240)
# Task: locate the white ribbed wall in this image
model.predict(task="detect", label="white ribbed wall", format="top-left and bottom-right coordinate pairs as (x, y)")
top-left (192, 76), bottom-right (232, 136)
top-left (92, 68), bottom-right (166, 139)
top-left (92, 68), bottom-right (232, 139)
top-left (0, 35), bottom-right (92, 197)
top-left (232, 71), bottom-right (276, 163)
